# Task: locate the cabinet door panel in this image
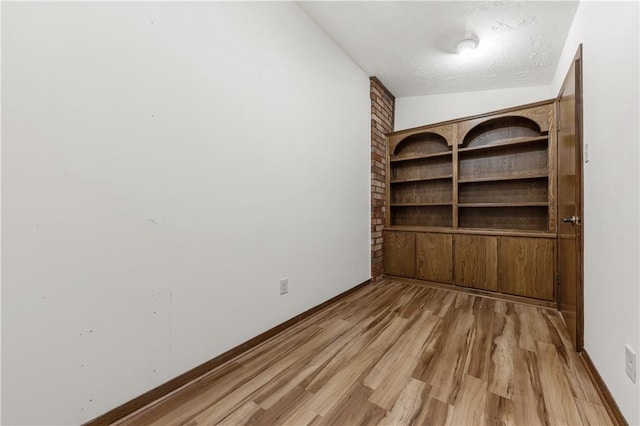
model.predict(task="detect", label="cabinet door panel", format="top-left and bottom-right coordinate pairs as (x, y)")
top-left (383, 231), bottom-right (416, 278)
top-left (416, 233), bottom-right (452, 283)
top-left (454, 235), bottom-right (498, 291)
top-left (498, 237), bottom-right (554, 300)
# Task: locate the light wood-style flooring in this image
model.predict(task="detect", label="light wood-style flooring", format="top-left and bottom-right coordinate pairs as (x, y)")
top-left (115, 280), bottom-right (612, 425)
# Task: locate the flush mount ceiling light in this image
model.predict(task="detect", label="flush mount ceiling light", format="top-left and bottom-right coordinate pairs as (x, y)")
top-left (456, 36), bottom-right (479, 56)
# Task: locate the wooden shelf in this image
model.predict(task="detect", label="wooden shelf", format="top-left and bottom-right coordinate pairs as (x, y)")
top-left (459, 202), bottom-right (548, 208)
top-left (458, 135), bottom-right (548, 154)
top-left (391, 202), bottom-right (453, 207)
top-left (390, 151), bottom-right (452, 163)
top-left (390, 175), bottom-right (453, 184)
top-left (458, 173), bottom-right (547, 184)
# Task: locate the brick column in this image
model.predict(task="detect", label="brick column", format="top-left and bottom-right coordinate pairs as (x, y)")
top-left (370, 77), bottom-right (395, 282)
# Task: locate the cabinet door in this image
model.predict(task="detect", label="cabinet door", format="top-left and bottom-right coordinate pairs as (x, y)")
top-left (498, 237), bottom-right (554, 300)
top-left (383, 231), bottom-right (416, 278)
top-left (454, 235), bottom-right (498, 291)
top-left (416, 233), bottom-right (452, 283)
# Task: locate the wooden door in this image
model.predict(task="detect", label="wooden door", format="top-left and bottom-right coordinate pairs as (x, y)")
top-left (454, 235), bottom-right (497, 291)
top-left (383, 231), bottom-right (416, 278)
top-left (556, 45), bottom-right (584, 351)
top-left (416, 233), bottom-right (452, 283)
top-left (498, 237), bottom-right (555, 300)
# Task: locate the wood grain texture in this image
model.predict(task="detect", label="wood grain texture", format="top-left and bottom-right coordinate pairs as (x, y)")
top-left (386, 101), bottom-right (560, 312)
top-left (459, 178), bottom-right (548, 204)
top-left (458, 143), bottom-right (548, 182)
top-left (457, 103), bottom-right (553, 143)
top-left (462, 119), bottom-right (542, 149)
top-left (388, 276), bottom-right (557, 309)
top-left (387, 100), bottom-right (555, 237)
top-left (391, 156), bottom-right (452, 181)
top-left (385, 226), bottom-right (556, 239)
top-left (498, 237), bottom-right (555, 300)
top-left (112, 280), bottom-right (611, 426)
top-left (391, 132), bottom-right (450, 158)
top-left (382, 231), bottom-right (415, 278)
top-left (391, 179), bottom-right (452, 204)
top-left (459, 206), bottom-right (549, 231)
top-left (416, 233), bottom-right (453, 283)
top-left (390, 205), bottom-right (453, 228)
top-left (548, 104), bottom-right (558, 233)
top-left (388, 123), bottom-right (456, 151)
top-left (557, 44), bottom-right (584, 351)
top-left (454, 234), bottom-right (498, 291)
top-left (387, 99), bottom-right (553, 141)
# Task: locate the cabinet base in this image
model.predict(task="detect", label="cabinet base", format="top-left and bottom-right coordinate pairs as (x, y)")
top-left (385, 275), bottom-right (557, 309)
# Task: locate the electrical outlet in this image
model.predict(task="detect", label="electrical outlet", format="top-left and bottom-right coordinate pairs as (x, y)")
top-left (584, 143), bottom-right (589, 163)
top-left (280, 278), bottom-right (288, 295)
top-left (625, 344), bottom-right (636, 383)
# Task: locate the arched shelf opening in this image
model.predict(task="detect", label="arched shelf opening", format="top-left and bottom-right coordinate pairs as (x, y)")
top-left (462, 116), bottom-right (543, 149)
top-left (393, 132), bottom-right (450, 159)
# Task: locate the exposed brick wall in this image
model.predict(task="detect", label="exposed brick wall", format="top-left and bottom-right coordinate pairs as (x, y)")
top-left (370, 77), bottom-right (395, 282)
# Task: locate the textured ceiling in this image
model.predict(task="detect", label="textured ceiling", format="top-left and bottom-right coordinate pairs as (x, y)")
top-left (298, 1), bottom-right (579, 97)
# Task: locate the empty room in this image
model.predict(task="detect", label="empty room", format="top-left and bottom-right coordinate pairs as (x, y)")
top-left (2, 1), bottom-right (639, 425)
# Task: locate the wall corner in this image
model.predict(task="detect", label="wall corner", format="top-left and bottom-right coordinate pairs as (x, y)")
top-left (370, 77), bottom-right (395, 282)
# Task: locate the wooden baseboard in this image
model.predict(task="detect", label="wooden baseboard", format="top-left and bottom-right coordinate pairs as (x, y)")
top-left (580, 349), bottom-right (628, 426)
top-left (83, 278), bottom-right (372, 426)
top-left (386, 275), bottom-right (557, 309)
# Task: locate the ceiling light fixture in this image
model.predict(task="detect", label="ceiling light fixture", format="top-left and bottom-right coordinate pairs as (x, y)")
top-left (456, 36), bottom-right (479, 56)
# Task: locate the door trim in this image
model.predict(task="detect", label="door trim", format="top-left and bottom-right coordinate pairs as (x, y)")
top-left (556, 44), bottom-right (584, 351)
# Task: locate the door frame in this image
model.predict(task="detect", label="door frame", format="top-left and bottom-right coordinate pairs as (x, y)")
top-left (556, 44), bottom-right (584, 351)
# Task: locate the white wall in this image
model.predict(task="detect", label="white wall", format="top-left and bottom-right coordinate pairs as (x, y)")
top-left (394, 85), bottom-right (552, 130)
top-left (1, 2), bottom-right (370, 424)
top-left (550, 2), bottom-right (640, 424)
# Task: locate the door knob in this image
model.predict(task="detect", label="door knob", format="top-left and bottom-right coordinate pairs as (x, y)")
top-left (562, 215), bottom-right (581, 225)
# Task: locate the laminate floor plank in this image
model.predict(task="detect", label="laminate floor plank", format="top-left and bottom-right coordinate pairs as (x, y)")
top-left (216, 400), bottom-right (261, 426)
top-left (413, 396), bottom-right (454, 425)
top-left (488, 309), bottom-right (516, 400)
top-left (466, 305), bottom-right (496, 381)
top-left (575, 398), bottom-right (614, 426)
top-left (304, 314), bottom-right (406, 395)
top-left (544, 313), bottom-right (603, 404)
top-left (377, 377), bottom-right (430, 426)
top-left (513, 304), bottom-right (541, 352)
top-left (312, 382), bottom-right (386, 426)
top-left (247, 386), bottom-right (313, 426)
top-left (253, 316), bottom-right (378, 409)
top-left (426, 309), bottom-right (475, 404)
top-left (367, 313), bottom-right (439, 409)
top-left (447, 374), bottom-right (488, 426)
top-left (115, 280), bottom-right (613, 426)
top-left (511, 348), bottom-right (549, 426)
top-left (411, 308), bottom-right (473, 402)
top-left (485, 392), bottom-right (517, 426)
top-left (535, 341), bottom-right (584, 426)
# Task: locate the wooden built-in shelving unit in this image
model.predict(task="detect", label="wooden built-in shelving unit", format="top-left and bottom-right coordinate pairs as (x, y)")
top-left (384, 100), bottom-right (558, 304)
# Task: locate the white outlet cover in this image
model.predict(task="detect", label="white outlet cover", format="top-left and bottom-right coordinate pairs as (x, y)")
top-left (625, 344), bottom-right (636, 383)
top-left (584, 143), bottom-right (589, 163)
top-left (280, 279), bottom-right (288, 295)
